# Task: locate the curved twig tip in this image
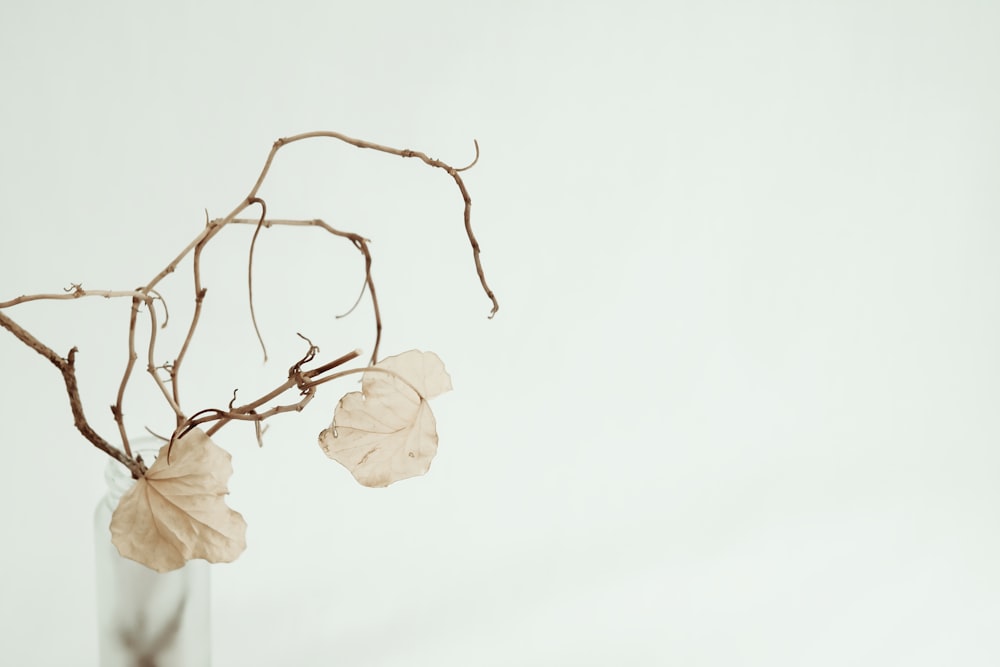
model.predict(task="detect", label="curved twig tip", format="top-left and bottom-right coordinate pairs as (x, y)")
top-left (456, 140), bottom-right (480, 173)
top-left (336, 275), bottom-right (368, 319)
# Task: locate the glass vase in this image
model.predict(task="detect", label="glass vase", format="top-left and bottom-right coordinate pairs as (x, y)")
top-left (94, 448), bottom-right (211, 666)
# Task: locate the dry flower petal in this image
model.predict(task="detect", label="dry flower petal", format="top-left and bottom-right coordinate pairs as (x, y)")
top-left (319, 349), bottom-right (452, 487)
top-left (110, 428), bottom-right (247, 572)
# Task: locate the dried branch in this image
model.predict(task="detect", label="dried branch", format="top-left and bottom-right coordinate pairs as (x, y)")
top-left (111, 297), bottom-right (143, 459)
top-left (147, 289), bottom-right (169, 328)
top-left (142, 290), bottom-right (184, 420)
top-left (169, 226), bottom-right (213, 421)
top-left (0, 309), bottom-right (146, 478)
top-left (0, 131), bottom-right (497, 478)
top-left (0, 129), bottom-right (500, 577)
top-left (0, 287), bottom-right (153, 309)
top-left (197, 347), bottom-right (363, 439)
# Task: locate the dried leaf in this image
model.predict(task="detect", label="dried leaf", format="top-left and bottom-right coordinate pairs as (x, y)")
top-left (110, 428), bottom-right (247, 573)
top-left (319, 349), bottom-right (452, 488)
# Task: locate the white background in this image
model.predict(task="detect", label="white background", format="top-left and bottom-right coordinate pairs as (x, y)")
top-left (2, 1), bottom-right (1000, 664)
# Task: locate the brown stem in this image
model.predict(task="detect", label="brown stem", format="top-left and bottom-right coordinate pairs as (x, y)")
top-left (171, 287), bottom-right (206, 418)
top-left (299, 364), bottom-right (421, 397)
top-left (112, 297), bottom-right (142, 459)
top-left (171, 225), bottom-right (213, 421)
top-left (358, 237), bottom-right (382, 364)
top-left (143, 291), bottom-right (183, 419)
top-left (0, 309), bottom-right (146, 478)
top-left (304, 348), bottom-right (364, 378)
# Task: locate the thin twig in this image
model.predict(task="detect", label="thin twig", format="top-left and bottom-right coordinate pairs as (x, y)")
top-left (335, 275), bottom-right (367, 319)
top-left (180, 362), bottom-right (425, 442)
top-left (148, 288), bottom-right (169, 328)
top-left (143, 291), bottom-right (184, 420)
top-left (111, 297), bottom-right (143, 459)
top-left (200, 348), bottom-right (362, 437)
top-left (246, 197), bottom-right (269, 362)
top-left (0, 287), bottom-right (154, 309)
top-left (171, 227), bottom-right (213, 420)
top-left (189, 357), bottom-right (421, 443)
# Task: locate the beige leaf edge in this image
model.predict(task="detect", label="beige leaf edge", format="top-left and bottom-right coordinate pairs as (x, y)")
top-left (110, 428), bottom-right (248, 573)
top-left (318, 349), bottom-right (452, 488)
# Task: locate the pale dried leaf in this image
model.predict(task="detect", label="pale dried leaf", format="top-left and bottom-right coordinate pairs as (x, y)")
top-left (319, 349), bottom-right (452, 487)
top-left (110, 428), bottom-right (247, 572)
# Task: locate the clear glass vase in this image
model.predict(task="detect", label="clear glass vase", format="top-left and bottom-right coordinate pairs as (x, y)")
top-left (94, 448), bottom-right (211, 667)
